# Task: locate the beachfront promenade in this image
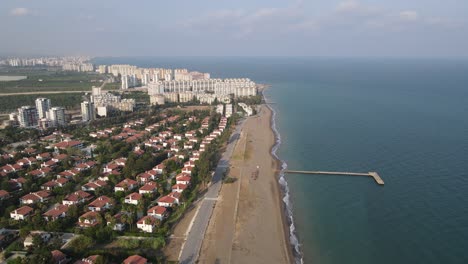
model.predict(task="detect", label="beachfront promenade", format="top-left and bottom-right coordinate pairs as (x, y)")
top-left (178, 120), bottom-right (244, 264)
top-left (284, 170), bottom-right (385, 185)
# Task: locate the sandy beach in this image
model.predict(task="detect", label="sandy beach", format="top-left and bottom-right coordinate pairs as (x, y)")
top-left (199, 104), bottom-right (293, 264)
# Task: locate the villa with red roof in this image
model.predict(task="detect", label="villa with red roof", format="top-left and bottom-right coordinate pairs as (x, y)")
top-left (154, 164), bottom-right (165, 174)
top-left (16, 157), bottom-right (37, 167)
top-left (10, 205), bottom-right (34, 220)
top-left (147, 206), bottom-right (168, 220)
top-left (0, 190), bottom-right (10, 200)
top-left (124, 193), bottom-right (142, 205)
top-left (62, 191), bottom-right (92, 205)
top-left (36, 152), bottom-right (51, 161)
top-left (78, 211), bottom-right (101, 228)
top-left (54, 140), bottom-right (83, 150)
top-left (157, 195), bottom-right (177, 207)
top-left (51, 249), bottom-right (69, 264)
top-left (20, 191), bottom-right (52, 204)
top-left (172, 183), bottom-right (188, 193)
top-left (136, 216), bottom-right (158, 233)
top-left (123, 255), bottom-right (148, 264)
top-left (176, 173), bottom-right (191, 185)
top-left (114, 178), bottom-right (138, 192)
top-left (43, 204), bottom-right (69, 221)
top-left (82, 180), bottom-right (107, 192)
top-left (41, 178), bottom-right (68, 190)
top-left (88, 196), bottom-right (114, 211)
top-left (181, 166), bottom-right (193, 175)
top-left (139, 181), bottom-right (158, 195)
top-left (75, 161), bottom-right (96, 171)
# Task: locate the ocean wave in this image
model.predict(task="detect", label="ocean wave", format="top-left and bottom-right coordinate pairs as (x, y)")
top-left (265, 92), bottom-right (304, 264)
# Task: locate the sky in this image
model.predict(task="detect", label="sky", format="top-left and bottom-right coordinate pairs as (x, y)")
top-left (1, 0), bottom-right (467, 57)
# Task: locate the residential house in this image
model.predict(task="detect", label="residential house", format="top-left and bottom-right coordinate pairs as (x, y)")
top-left (114, 178), bottom-right (138, 192)
top-left (88, 196), bottom-right (113, 212)
top-left (43, 204), bottom-right (69, 221)
top-left (123, 255), bottom-right (148, 264)
top-left (62, 191), bottom-right (92, 205)
top-left (139, 182), bottom-right (158, 195)
top-left (124, 193), bottom-right (142, 205)
top-left (154, 164), bottom-right (165, 174)
top-left (51, 249), bottom-right (69, 264)
top-left (58, 169), bottom-right (80, 180)
top-left (10, 205), bottom-right (34, 220)
top-left (78, 212), bottom-right (101, 228)
top-left (0, 190), bottom-right (10, 200)
top-left (20, 191), bottom-right (51, 204)
top-left (107, 212), bottom-right (126, 231)
top-left (156, 195), bottom-right (177, 207)
top-left (74, 255), bottom-right (102, 264)
top-left (82, 180), bottom-right (107, 192)
top-left (54, 140), bottom-right (83, 150)
top-left (176, 173), bottom-right (191, 185)
top-left (136, 216), bottom-right (158, 233)
top-left (172, 183), bottom-right (188, 193)
top-left (147, 206), bottom-right (168, 221)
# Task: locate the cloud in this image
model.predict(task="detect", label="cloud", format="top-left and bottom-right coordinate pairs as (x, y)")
top-left (10, 7), bottom-right (30, 16)
top-left (399, 11), bottom-right (419, 21)
top-left (336, 0), bottom-right (360, 12)
top-left (177, 0), bottom-right (464, 40)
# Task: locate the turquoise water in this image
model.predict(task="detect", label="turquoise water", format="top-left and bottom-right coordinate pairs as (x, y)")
top-left (94, 57), bottom-right (468, 263)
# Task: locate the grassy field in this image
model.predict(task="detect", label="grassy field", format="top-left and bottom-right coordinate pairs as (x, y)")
top-left (0, 66), bottom-right (117, 93)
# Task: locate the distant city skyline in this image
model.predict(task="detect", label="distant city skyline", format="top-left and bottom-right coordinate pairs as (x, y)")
top-left (1, 0), bottom-right (467, 57)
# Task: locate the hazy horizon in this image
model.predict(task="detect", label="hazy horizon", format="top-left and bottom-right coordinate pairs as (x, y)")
top-left (1, 0), bottom-right (467, 57)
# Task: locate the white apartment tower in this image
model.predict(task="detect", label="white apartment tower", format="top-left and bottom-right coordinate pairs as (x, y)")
top-left (35, 98), bottom-right (51, 119)
top-left (81, 101), bottom-right (95, 122)
top-left (48, 107), bottom-right (66, 127)
top-left (18, 106), bottom-right (38, 128)
top-left (121, 75), bottom-right (129, 90)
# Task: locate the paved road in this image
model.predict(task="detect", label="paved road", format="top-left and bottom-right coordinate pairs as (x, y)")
top-left (179, 120), bottom-right (244, 264)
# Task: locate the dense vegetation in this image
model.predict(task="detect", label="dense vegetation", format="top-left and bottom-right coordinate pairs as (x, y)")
top-left (0, 93), bottom-right (84, 113)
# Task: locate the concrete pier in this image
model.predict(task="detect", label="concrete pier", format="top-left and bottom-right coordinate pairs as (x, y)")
top-left (284, 170), bottom-right (384, 185)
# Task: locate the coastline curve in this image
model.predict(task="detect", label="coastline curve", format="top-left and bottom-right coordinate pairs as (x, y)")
top-left (263, 89), bottom-right (304, 264)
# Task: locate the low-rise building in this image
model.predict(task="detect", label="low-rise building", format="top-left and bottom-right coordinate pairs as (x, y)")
top-left (123, 255), bottom-right (148, 264)
top-left (43, 204), bottom-right (69, 221)
top-left (124, 193), bottom-right (142, 205)
top-left (147, 206), bottom-right (168, 221)
top-left (78, 211), bottom-right (101, 228)
top-left (88, 196), bottom-right (114, 211)
top-left (136, 216), bottom-right (158, 233)
top-left (10, 205), bottom-right (34, 220)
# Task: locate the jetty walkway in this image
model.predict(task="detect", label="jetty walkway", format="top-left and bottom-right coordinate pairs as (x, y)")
top-left (284, 170), bottom-right (384, 185)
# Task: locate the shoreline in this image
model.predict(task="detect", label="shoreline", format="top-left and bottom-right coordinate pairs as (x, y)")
top-left (263, 88), bottom-right (304, 264)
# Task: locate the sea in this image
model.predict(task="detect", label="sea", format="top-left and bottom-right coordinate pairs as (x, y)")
top-left (93, 57), bottom-right (468, 264)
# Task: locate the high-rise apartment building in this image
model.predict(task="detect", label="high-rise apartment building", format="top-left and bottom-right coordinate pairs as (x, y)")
top-left (48, 107), bottom-right (66, 127)
top-left (81, 101), bottom-right (95, 122)
top-left (18, 106), bottom-right (38, 128)
top-left (35, 98), bottom-right (51, 119)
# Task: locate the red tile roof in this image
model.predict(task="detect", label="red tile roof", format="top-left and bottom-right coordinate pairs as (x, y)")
top-left (147, 206), bottom-right (167, 215)
top-left (123, 254), bottom-right (148, 264)
top-left (13, 205), bottom-right (33, 216)
top-left (54, 140), bottom-right (82, 149)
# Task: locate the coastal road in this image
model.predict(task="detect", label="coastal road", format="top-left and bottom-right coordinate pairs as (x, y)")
top-left (179, 120), bottom-right (245, 264)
